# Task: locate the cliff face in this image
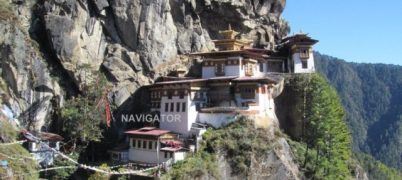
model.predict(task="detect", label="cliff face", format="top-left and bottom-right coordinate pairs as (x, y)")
top-left (0, 0), bottom-right (289, 132)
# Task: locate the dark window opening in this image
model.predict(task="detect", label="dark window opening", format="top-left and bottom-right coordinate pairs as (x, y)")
top-left (182, 102), bottom-right (186, 112)
top-left (302, 60), bottom-right (308, 69)
top-left (165, 103), bottom-right (169, 112)
top-left (170, 103), bottom-right (174, 112)
top-left (143, 141), bottom-right (146, 149)
top-left (148, 141), bottom-right (152, 149)
top-left (176, 102), bottom-right (180, 112)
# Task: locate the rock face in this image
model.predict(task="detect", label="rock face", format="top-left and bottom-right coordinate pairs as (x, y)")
top-left (38, 0), bottom-right (107, 88)
top-left (0, 21), bottom-right (62, 131)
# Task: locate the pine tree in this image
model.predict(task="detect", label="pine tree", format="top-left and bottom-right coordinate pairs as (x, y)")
top-left (303, 74), bottom-right (352, 179)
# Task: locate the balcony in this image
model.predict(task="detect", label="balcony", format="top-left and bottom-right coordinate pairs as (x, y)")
top-left (208, 92), bottom-right (233, 102)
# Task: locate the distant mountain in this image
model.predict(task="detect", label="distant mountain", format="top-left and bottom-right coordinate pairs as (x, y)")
top-left (315, 52), bottom-right (402, 169)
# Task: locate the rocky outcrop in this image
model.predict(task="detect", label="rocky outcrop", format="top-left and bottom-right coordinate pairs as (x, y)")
top-left (195, 0), bottom-right (289, 49)
top-left (0, 20), bottom-right (62, 132)
top-left (37, 0), bottom-right (107, 89)
top-left (216, 138), bottom-right (300, 180)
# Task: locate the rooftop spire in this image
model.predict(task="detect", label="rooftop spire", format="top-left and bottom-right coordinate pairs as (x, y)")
top-left (219, 24), bottom-right (238, 40)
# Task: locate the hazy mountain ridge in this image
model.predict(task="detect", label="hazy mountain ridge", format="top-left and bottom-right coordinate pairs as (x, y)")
top-left (315, 52), bottom-right (402, 170)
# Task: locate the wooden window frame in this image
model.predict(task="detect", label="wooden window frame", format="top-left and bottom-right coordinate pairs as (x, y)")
top-left (300, 48), bottom-right (310, 59)
top-left (215, 63), bottom-right (225, 76)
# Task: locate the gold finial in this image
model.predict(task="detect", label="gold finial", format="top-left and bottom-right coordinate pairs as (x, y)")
top-left (219, 24), bottom-right (238, 40)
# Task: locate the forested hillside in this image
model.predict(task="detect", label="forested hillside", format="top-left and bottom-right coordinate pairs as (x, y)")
top-left (315, 52), bottom-right (402, 170)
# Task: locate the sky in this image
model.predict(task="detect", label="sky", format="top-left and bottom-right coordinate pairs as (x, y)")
top-left (283, 0), bottom-right (402, 65)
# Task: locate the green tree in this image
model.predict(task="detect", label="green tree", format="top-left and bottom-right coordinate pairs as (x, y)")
top-left (61, 71), bottom-right (109, 150)
top-left (302, 74), bottom-right (352, 179)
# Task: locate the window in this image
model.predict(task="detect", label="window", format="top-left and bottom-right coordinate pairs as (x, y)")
top-left (165, 103), bottom-right (169, 112)
top-left (182, 102), bottom-right (186, 112)
top-left (138, 140), bottom-right (141, 148)
top-left (176, 102), bottom-right (180, 112)
top-left (168, 92), bottom-right (172, 99)
top-left (170, 103), bottom-right (174, 112)
top-left (132, 139), bottom-right (136, 148)
top-left (155, 142), bottom-right (158, 149)
top-left (112, 153), bottom-right (119, 160)
top-left (240, 86), bottom-right (256, 99)
top-left (148, 141), bottom-right (152, 149)
top-left (179, 91), bottom-right (184, 99)
top-left (215, 63), bottom-right (225, 76)
top-left (245, 63), bottom-right (254, 76)
top-left (300, 48), bottom-right (310, 59)
top-left (302, 60), bottom-right (308, 69)
top-left (259, 63), bottom-right (264, 72)
top-left (164, 152), bottom-right (168, 158)
top-left (170, 152), bottom-right (173, 158)
top-left (143, 140), bottom-right (146, 149)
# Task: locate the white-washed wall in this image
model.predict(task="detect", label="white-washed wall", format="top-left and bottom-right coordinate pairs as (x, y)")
top-left (292, 51), bottom-right (315, 73)
top-left (159, 95), bottom-right (190, 136)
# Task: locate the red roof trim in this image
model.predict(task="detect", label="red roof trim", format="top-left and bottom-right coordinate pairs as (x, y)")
top-left (125, 127), bottom-right (170, 137)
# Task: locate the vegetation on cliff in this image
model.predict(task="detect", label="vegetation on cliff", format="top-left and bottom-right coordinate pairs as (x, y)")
top-left (354, 153), bottom-right (401, 180)
top-left (0, 119), bottom-right (38, 179)
top-left (315, 52), bottom-right (402, 171)
top-left (287, 74), bottom-right (353, 179)
top-left (60, 72), bottom-right (109, 148)
top-left (163, 117), bottom-right (282, 179)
